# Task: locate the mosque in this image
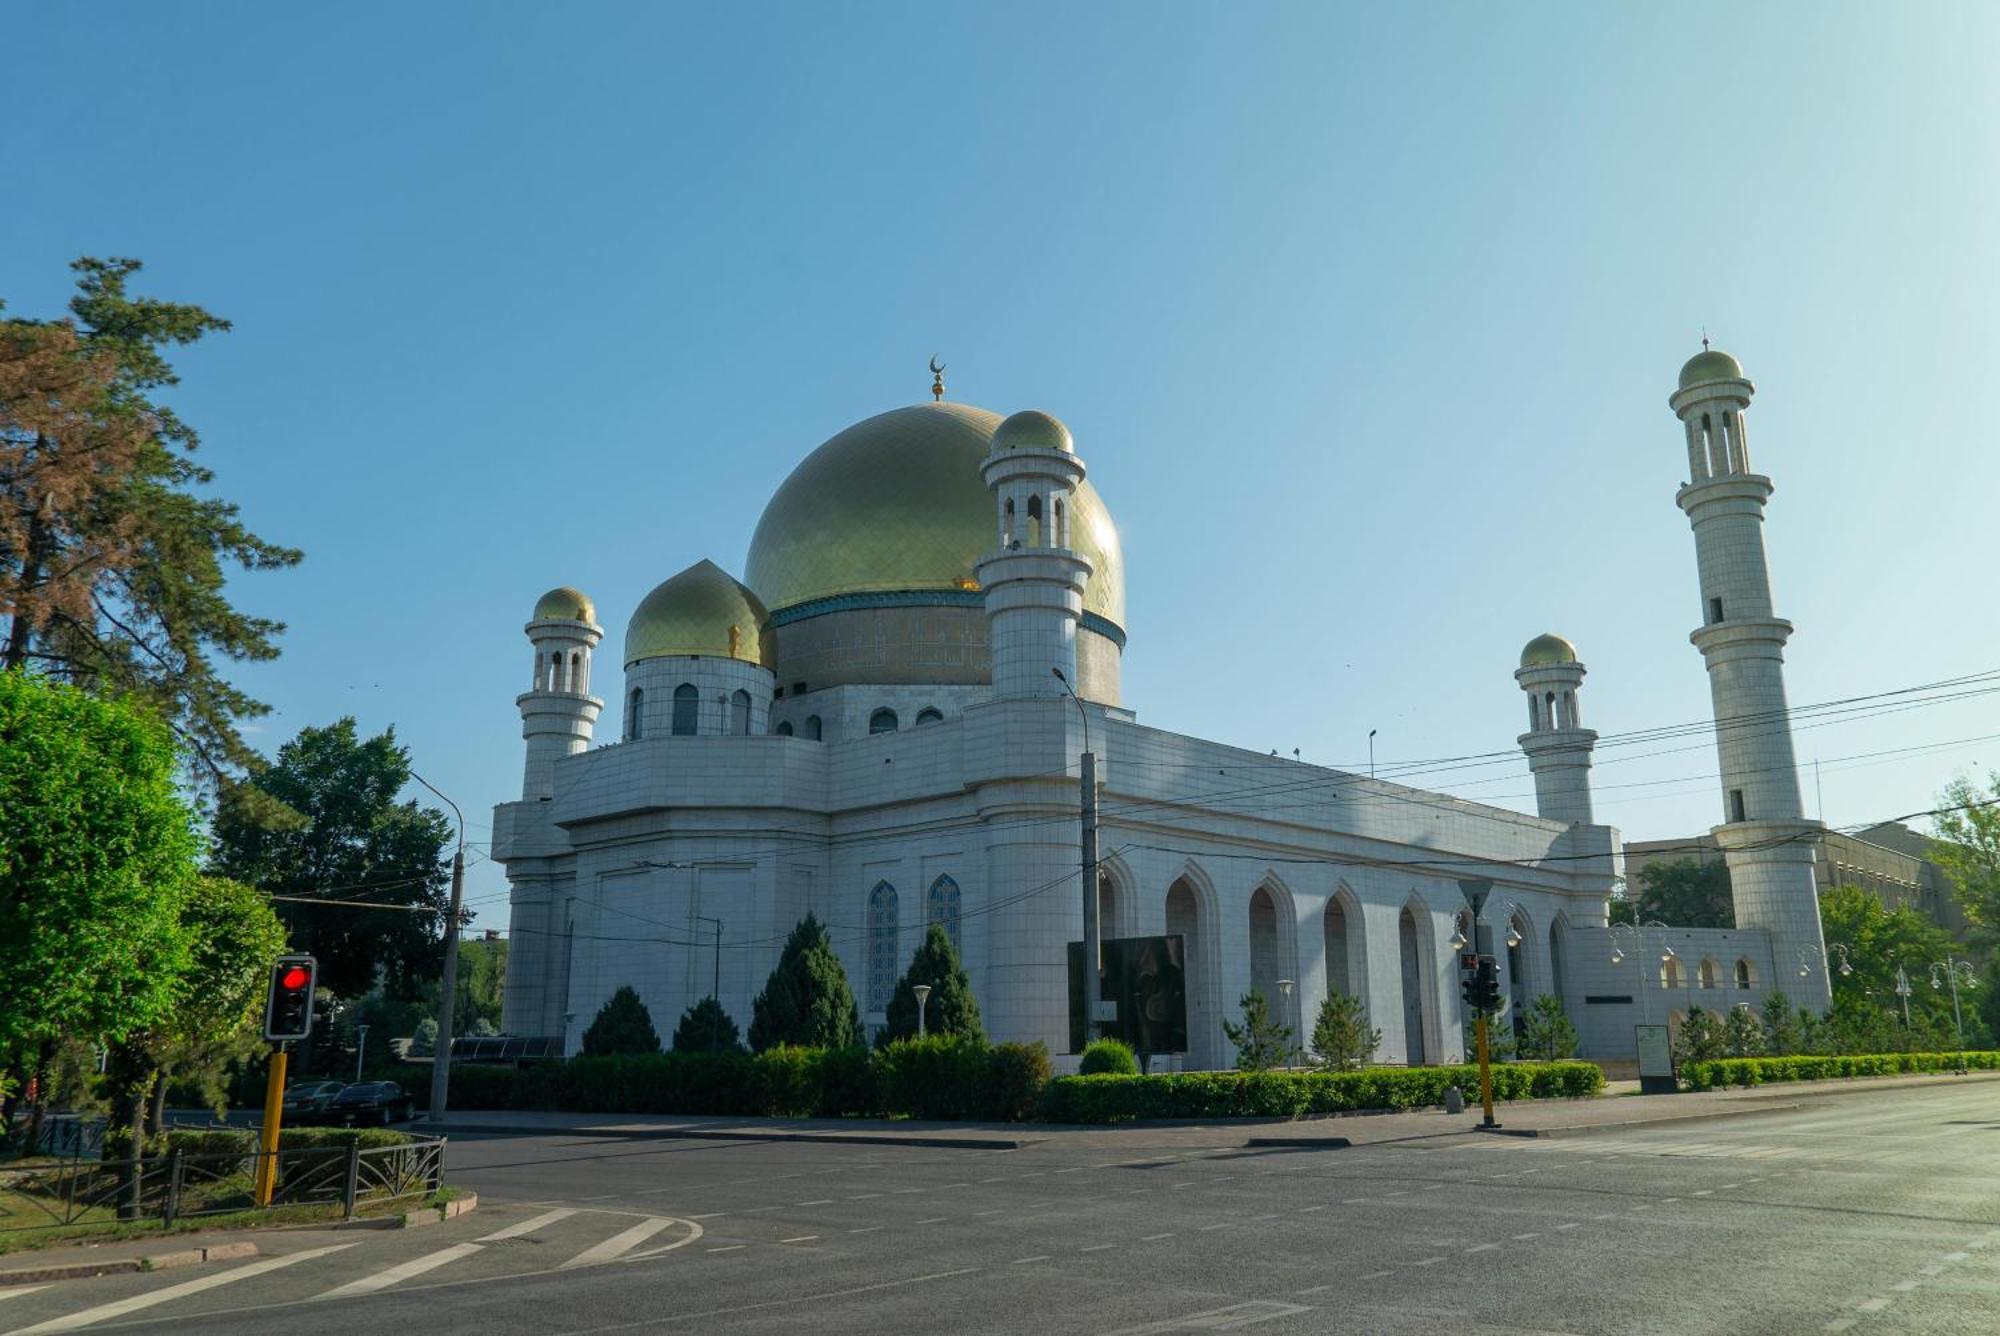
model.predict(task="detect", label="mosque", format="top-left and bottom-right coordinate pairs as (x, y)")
top-left (492, 348), bottom-right (1831, 1068)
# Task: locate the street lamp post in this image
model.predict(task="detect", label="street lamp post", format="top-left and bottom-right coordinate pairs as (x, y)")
top-left (1893, 965), bottom-right (1914, 1028)
top-left (1277, 979), bottom-right (1296, 1067)
top-left (913, 984), bottom-right (932, 1040)
top-left (411, 772), bottom-right (466, 1124)
top-left (1052, 667), bottom-right (1101, 1047)
top-left (1930, 958), bottom-right (1979, 1075)
top-left (355, 1024), bottom-right (370, 1083)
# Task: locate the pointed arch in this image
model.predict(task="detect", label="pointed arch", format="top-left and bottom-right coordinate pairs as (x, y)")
top-left (1324, 880), bottom-right (1366, 1001)
top-left (1164, 860), bottom-right (1223, 1068)
top-left (1248, 872), bottom-right (1301, 1035)
top-left (1548, 911), bottom-right (1570, 1004)
top-left (1397, 891), bottom-right (1440, 1066)
top-left (1097, 852), bottom-right (1136, 940)
top-left (925, 875), bottom-right (962, 953)
top-left (867, 881), bottom-right (898, 1013)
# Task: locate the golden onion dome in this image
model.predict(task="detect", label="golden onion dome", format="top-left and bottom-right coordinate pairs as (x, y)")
top-left (1678, 347), bottom-right (1744, 389)
top-left (993, 408), bottom-right (1074, 453)
top-left (1520, 632), bottom-right (1580, 669)
top-left (533, 586), bottom-right (596, 624)
top-left (745, 403), bottom-right (1123, 624)
top-left (625, 559), bottom-right (773, 669)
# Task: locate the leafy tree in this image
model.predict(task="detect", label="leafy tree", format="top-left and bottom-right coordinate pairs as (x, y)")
top-left (878, 923), bottom-right (983, 1047)
top-left (1760, 992), bottom-right (1801, 1056)
top-left (1633, 859), bottom-right (1735, 928)
top-left (1721, 1004), bottom-right (1765, 1058)
top-left (1516, 994), bottom-right (1578, 1061)
top-left (672, 996), bottom-right (744, 1054)
top-left (581, 985), bottom-right (661, 1056)
top-left (749, 914), bottom-right (863, 1052)
top-left (1078, 1037), bottom-right (1140, 1075)
top-left (410, 1016), bottom-right (439, 1057)
top-left (1308, 991), bottom-right (1381, 1070)
top-left (1818, 884), bottom-right (1963, 1035)
top-left (1, 673), bottom-right (198, 1133)
top-left (454, 937), bottom-right (508, 1033)
top-left (1934, 774), bottom-right (2000, 938)
top-left (1672, 1006), bottom-right (1726, 1065)
top-left (210, 718), bottom-right (451, 999)
top-left (1, 259), bottom-right (301, 786)
top-left (1222, 988), bottom-right (1294, 1071)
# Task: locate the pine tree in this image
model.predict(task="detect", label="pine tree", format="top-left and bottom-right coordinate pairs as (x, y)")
top-left (1672, 1006), bottom-right (1725, 1066)
top-left (749, 914), bottom-right (862, 1052)
top-left (672, 995), bottom-right (744, 1054)
top-left (1760, 992), bottom-right (1801, 1056)
top-left (878, 923), bottom-right (983, 1047)
top-left (1516, 994), bottom-right (1578, 1061)
top-left (1308, 991), bottom-right (1380, 1071)
top-left (581, 985), bottom-right (661, 1056)
top-left (1721, 1004), bottom-right (1765, 1058)
top-left (1222, 988), bottom-right (1294, 1071)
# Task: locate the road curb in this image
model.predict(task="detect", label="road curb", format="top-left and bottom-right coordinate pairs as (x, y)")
top-left (1241, 1136), bottom-right (1355, 1150)
top-left (427, 1122), bottom-right (1038, 1151)
top-left (330, 1190), bottom-right (479, 1230)
top-left (0, 1240), bottom-right (259, 1288)
top-left (1471, 1101), bottom-right (1806, 1139)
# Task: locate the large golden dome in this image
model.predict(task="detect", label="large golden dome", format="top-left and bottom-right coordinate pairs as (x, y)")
top-left (745, 403), bottom-right (1124, 625)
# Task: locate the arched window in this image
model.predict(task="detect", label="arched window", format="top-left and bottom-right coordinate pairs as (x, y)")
top-left (1734, 958), bottom-right (1753, 989)
top-left (867, 882), bottom-right (898, 1012)
top-left (672, 683), bottom-right (699, 735)
top-left (1003, 496), bottom-right (1015, 545)
top-left (1053, 497), bottom-right (1066, 546)
top-left (1662, 957), bottom-right (1683, 990)
top-left (568, 650), bottom-right (581, 692)
top-left (1026, 495), bottom-right (1043, 547)
top-left (804, 714), bottom-right (822, 741)
top-left (926, 875), bottom-right (961, 952)
top-left (1699, 958), bottom-right (1717, 990)
top-left (775, 720), bottom-right (794, 737)
top-left (869, 708), bottom-right (898, 734)
top-left (627, 688), bottom-right (644, 740)
top-left (731, 688), bottom-right (751, 736)
top-left (915, 707), bottom-right (943, 726)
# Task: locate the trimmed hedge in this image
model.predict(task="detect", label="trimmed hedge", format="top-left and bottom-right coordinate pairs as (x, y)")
top-left (1680, 1050), bottom-right (2000, 1091)
top-left (1036, 1061), bottom-right (1603, 1124)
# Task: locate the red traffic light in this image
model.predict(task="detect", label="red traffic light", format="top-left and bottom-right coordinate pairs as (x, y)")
top-left (280, 965), bottom-right (309, 990)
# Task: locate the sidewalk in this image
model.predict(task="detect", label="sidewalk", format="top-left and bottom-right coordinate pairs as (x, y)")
top-left (423, 1068), bottom-right (2000, 1153)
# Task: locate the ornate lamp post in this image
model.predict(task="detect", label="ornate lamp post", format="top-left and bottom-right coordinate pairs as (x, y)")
top-left (1893, 965), bottom-right (1914, 1028)
top-left (913, 983), bottom-right (932, 1040)
top-left (1607, 920), bottom-right (1673, 1027)
top-left (1929, 959), bottom-right (1978, 1074)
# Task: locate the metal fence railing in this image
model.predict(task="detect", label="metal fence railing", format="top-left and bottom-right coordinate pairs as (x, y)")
top-left (0, 1135), bottom-right (446, 1235)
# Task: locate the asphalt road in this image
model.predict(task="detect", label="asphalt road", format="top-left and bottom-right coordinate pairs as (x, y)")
top-left (3, 1081), bottom-right (1996, 1335)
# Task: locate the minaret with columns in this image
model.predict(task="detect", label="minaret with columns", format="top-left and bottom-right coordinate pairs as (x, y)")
top-left (976, 410), bottom-right (1093, 699)
top-left (1670, 345), bottom-right (1829, 1008)
top-left (518, 586), bottom-right (603, 800)
top-left (1515, 633), bottom-right (1597, 826)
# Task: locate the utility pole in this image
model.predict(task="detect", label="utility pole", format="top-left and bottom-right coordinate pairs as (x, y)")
top-left (1457, 878), bottom-right (1499, 1130)
top-left (414, 773), bottom-right (466, 1125)
top-left (1055, 668), bottom-right (1101, 1045)
top-left (354, 1024), bottom-right (369, 1083)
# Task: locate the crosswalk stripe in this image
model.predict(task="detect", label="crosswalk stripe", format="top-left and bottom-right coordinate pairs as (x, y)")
top-left (312, 1242), bottom-right (485, 1300)
top-left (12, 1243), bottom-right (356, 1333)
top-left (478, 1206), bottom-right (579, 1242)
top-left (0, 1287), bottom-right (51, 1303)
top-left (561, 1216), bottom-right (675, 1269)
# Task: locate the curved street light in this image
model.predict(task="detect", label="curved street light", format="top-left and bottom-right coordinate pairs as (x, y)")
top-left (1929, 958), bottom-right (1979, 1074)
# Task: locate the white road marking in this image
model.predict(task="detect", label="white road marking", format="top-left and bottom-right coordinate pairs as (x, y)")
top-left (974, 1209), bottom-right (1003, 1217)
top-left (1512, 1232), bottom-right (1542, 1240)
top-left (849, 1226), bottom-right (884, 1234)
top-left (1892, 1281), bottom-right (1918, 1293)
top-left (0, 1287), bottom-right (51, 1303)
top-left (781, 1235), bottom-right (820, 1244)
top-left (1013, 1255), bottom-right (1050, 1263)
top-left (1199, 1222), bottom-right (1231, 1231)
top-left (688, 1212), bottom-right (729, 1219)
top-left (846, 1193), bottom-right (882, 1200)
top-left (1141, 1233), bottom-right (1174, 1241)
top-left (1943, 1252), bottom-right (1971, 1262)
top-left (1102, 1300), bottom-right (1311, 1334)
top-left (706, 1245), bottom-right (745, 1253)
top-left (15, 1244), bottom-right (357, 1332)
top-left (915, 1216), bottom-right (948, 1225)
top-left (1857, 1297), bottom-right (1891, 1313)
top-left (1413, 1256), bottom-right (1448, 1266)
top-left (1082, 1244), bottom-right (1116, 1252)
top-left (561, 1216), bottom-right (677, 1269)
top-left (1295, 1284), bottom-right (1336, 1295)
top-left (796, 1199), bottom-right (834, 1206)
top-left (1466, 1243), bottom-right (1500, 1253)
top-left (1556, 1222), bottom-right (1581, 1231)
top-left (1301, 1205), bottom-right (1326, 1213)
top-left (1919, 1264), bottom-right (1945, 1276)
top-left (314, 1242), bottom-right (484, 1300)
top-left (1360, 1270), bottom-right (1393, 1280)
top-left (479, 1206), bottom-right (579, 1242)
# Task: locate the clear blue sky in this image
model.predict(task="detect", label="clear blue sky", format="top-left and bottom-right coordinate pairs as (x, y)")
top-left (10, 3), bottom-right (2000, 922)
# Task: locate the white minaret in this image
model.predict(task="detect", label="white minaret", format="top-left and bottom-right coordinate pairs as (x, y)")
top-left (1671, 345), bottom-right (1829, 1009)
top-left (1516, 633), bottom-right (1597, 826)
top-left (976, 410), bottom-right (1093, 699)
top-left (518, 586), bottom-right (603, 800)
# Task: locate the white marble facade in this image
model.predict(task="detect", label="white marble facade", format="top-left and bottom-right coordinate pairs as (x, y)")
top-left (495, 353), bottom-right (1829, 1066)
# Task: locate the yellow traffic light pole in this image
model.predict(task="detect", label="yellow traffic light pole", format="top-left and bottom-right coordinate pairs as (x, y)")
top-left (1474, 1014), bottom-right (1497, 1128)
top-left (254, 1044), bottom-right (287, 1207)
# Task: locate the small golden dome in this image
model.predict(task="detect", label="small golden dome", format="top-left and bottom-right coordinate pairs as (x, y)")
top-left (993, 408), bottom-right (1074, 453)
top-left (625, 560), bottom-right (773, 668)
top-left (1520, 633), bottom-right (1580, 669)
top-left (533, 586), bottom-right (596, 624)
top-left (1678, 348), bottom-right (1744, 389)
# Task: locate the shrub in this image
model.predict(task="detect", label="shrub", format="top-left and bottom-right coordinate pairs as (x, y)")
top-left (1222, 989), bottom-right (1293, 1071)
top-left (1516, 995), bottom-right (1578, 1062)
top-left (581, 986), bottom-right (661, 1056)
top-left (1309, 992), bottom-right (1380, 1071)
top-left (875, 1035), bottom-right (995, 1119)
top-left (987, 1042), bottom-right (1052, 1122)
top-left (1078, 1038), bottom-right (1140, 1076)
top-left (1037, 1061), bottom-right (1603, 1124)
top-left (1679, 1050), bottom-right (2000, 1091)
top-left (672, 995), bottom-right (745, 1054)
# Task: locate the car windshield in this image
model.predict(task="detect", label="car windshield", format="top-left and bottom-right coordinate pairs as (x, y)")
top-left (337, 1084), bottom-right (380, 1097)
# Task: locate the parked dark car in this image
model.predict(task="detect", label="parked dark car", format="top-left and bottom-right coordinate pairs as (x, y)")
top-left (326, 1081), bottom-right (416, 1126)
top-left (281, 1080), bottom-right (345, 1124)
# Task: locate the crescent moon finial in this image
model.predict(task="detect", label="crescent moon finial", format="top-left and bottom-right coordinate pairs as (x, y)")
top-left (929, 355), bottom-right (946, 402)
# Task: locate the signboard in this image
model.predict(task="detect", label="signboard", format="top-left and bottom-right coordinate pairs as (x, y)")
top-left (1068, 934), bottom-right (1188, 1056)
top-left (1634, 1023), bottom-right (1675, 1095)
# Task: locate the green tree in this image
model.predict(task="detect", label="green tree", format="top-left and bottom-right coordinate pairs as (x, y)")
top-left (672, 996), bottom-right (744, 1054)
top-left (410, 1017), bottom-right (439, 1057)
top-left (1721, 1004), bottom-right (1765, 1058)
top-left (454, 937), bottom-right (508, 1033)
top-left (1760, 992), bottom-right (1801, 1056)
top-left (1, 259), bottom-right (301, 786)
top-left (1308, 991), bottom-right (1381, 1071)
top-left (1222, 988), bottom-right (1294, 1071)
top-left (1, 673), bottom-right (198, 1130)
top-left (1934, 774), bottom-right (2000, 937)
top-left (1672, 1007), bottom-right (1726, 1065)
top-left (1463, 1008), bottom-right (1516, 1064)
top-left (141, 876), bottom-right (289, 1125)
top-left (1817, 884), bottom-right (1963, 1036)
top-left (1633, 859), bottom-right (1735, 928)
top-left (581, 985), bottom-right (661, 1056)
top-left (878, 923), bottom-right (983, 1047)
top-left (749, 914), bottom-right (863, 1052)
top-left (1516, 994), bottom-right (1578, 1060)
top-left (209, 718), bottom-right (451, 999)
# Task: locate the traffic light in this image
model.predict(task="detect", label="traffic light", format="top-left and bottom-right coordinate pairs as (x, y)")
top-left (263, 955), bottom-right (318, 1042)
top-left (1458, 952), bottom-right (1482, 1011)
top-left (1474, 955), bottom-right (1502, 1013)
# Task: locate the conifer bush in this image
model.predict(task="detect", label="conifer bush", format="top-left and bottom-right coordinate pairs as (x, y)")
top-left (581, 985), bottom-right (661, 1056)
top-left (750, 914), bottom-right (863, 1052)
top-left (879, 924), bottom-right (983, 1046)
